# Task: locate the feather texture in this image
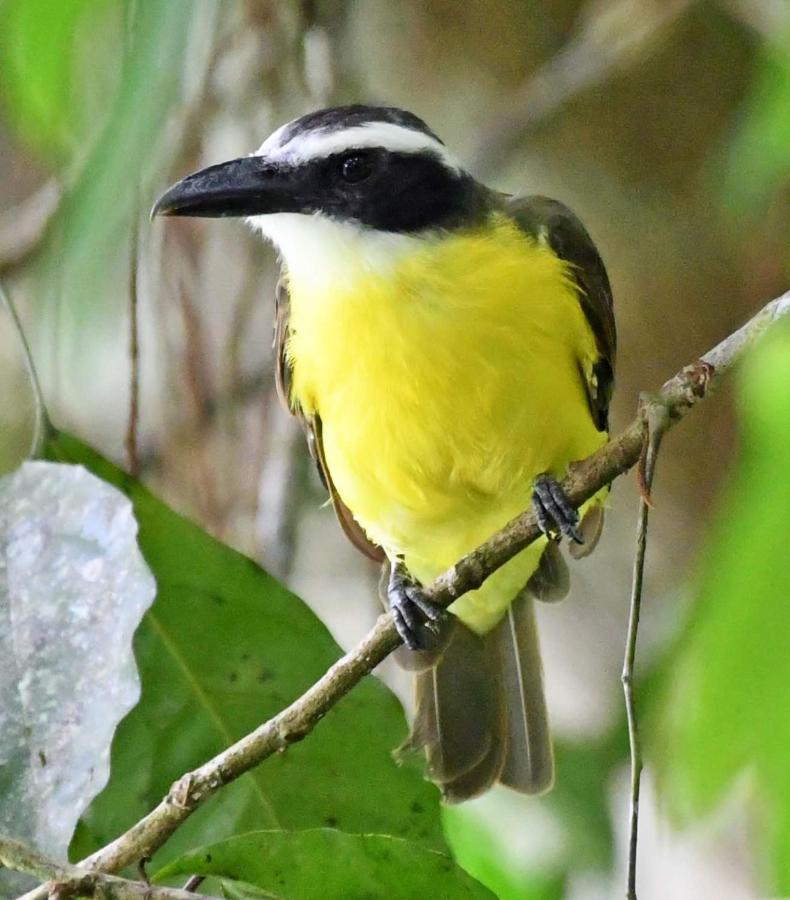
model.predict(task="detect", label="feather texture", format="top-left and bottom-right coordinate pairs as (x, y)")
top-left (401, 592), bottom-right (553, 800)
top-left (495, 592), bottom-right (554, 793)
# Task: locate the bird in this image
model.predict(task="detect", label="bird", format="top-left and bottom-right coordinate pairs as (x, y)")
top-left (153, 104), bottom-right (616, 802)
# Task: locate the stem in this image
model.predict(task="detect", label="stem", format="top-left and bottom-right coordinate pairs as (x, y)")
top-left (125, 206), bottom-right (141, 476)
top-left (622, 399), bottom-right (668, 899)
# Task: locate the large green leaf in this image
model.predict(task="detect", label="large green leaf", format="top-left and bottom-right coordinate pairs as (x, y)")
top-left (656, 319), bottom-right (790, 891)
top-left (43, 430), bottom-right (445, 870)
top-left (155, 829), bottom-right (494, 900)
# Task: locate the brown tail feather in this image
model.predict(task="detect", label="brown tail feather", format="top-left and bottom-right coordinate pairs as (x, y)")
top-left (399, 590), bottom-right (554, 801)
top-left (494, 592), bottom-right (554, 794)
top-left (401, 621), bottom-right (501, 785)
top-left (438, 719), bottom-right (505, 803)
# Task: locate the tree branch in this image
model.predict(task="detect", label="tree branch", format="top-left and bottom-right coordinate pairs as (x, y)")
top-left (15, 291), bottom-right (790, 899)
top-left (0, 836), bottom-right (218, 900)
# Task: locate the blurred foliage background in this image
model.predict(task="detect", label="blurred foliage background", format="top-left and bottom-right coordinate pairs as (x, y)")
top-left (1, 0), bottom-right (789, 897)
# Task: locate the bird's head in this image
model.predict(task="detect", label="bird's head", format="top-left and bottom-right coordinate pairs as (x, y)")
top-left (153, 105), bottom-right (489, 279)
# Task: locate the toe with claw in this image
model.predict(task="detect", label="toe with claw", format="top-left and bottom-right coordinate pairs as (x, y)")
top-left (388, 561), bottom-right (445, 651)
top-left (532, 473), bottom-right (584, 545)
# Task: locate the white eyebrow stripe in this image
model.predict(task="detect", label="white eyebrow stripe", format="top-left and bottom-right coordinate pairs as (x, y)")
top-left (256, 122), bottom-right (461, 172)
top-left (258, 120), bottom-right (290, 154)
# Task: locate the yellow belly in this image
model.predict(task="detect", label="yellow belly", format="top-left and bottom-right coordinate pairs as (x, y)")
top-left (286, 216), bottom-right (606, 632)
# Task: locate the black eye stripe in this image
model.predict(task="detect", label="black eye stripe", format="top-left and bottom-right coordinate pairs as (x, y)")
top-left (285, 149), bottom-right (488, 233)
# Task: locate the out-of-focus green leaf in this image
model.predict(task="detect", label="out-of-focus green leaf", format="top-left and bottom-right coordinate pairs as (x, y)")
top-left (443, 804), bottom-right (565, 900)
top-left (547, 736), bottom-right (621, 872)
top-left (43, 430), bottom-right (445, 870)
top-left (155, 829), bottom-right (495, 900)
top-left (47, 0), bottom-right (199, 322)
top-left (656, 318), bottom-right (790, 892)
top-left (0, 0), bottom-right (115, 157)
top-left (442, 732), bottom-right (622, 900)
top-left (721, 30), bottom-right (790, 214)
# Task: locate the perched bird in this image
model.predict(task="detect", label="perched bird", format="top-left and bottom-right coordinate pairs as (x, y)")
top-left (154, 105), bottom-right (616, 802)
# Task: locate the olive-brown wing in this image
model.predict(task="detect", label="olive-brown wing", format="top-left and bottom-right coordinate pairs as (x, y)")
top-left (273, 280), bottom-right (385, 563)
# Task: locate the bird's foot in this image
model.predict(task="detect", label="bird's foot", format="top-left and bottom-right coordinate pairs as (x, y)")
top-left (388, 563), bottom-right (445, 651)
top-left (532, 474), bottom-right (584, 545)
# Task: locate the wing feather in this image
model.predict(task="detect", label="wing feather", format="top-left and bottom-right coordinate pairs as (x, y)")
top-left (505, 195), bottom-right (616, 432)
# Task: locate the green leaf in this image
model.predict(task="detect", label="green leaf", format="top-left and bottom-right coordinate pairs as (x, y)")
top-left (219, 880), bottom-right (274, 900)
top-left (43, 430), bottom-right (445, 869)
top-left (656, 318), bottom-right (790, 891)
top-left (441, 733), bottom-right (622, 900)
top-left (546, 736), bottom-right (620, 872)
top-left (0, 0), bottom-right (115, 157)
top-left (442, 804), bottom-right (565, 900)
top-left (154, 829), bottom-right (495, 900)
top-left (47, 0), bottom-right (199, 321)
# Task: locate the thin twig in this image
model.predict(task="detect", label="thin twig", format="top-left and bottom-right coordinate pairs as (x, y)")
top-left (623, 396), bottom-right (670, 899)
top-left (0, 281), bottom-right (52, 456)
top-left (16, 291), bottom-right (790, 899)
top-left (125, 207), bottom-right (141, 476)
top-left (123, 0), bottom-right (141, 477)
top-left (172, 236), bottom-right (224, 533)
top-left (0, 836), bottom-right (218, 900)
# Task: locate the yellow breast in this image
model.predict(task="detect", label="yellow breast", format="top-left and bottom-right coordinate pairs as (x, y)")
top-left (286, 215), bottom-right (605, 632)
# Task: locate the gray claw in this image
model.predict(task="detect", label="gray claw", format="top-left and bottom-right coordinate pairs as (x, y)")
top-left (388, 563), bottom-right (445, 650)
top-left (533, 474), bottom-right (584, 544)
top-left (405, 586), bottom-right (444, 622)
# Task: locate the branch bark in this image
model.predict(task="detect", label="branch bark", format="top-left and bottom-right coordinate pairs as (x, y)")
top-left (15, 291), bottom-right (790, 900)
top-left (0, 837), bottom-right (218, 900)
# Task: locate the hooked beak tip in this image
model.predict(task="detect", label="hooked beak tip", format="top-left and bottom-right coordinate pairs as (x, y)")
top-left (150, 190), bottom-right (178, 221)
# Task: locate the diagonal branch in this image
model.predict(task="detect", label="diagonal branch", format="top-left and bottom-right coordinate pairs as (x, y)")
top-left (15, 291), bottom-right (790, 900)
top-left (0, 836), bottom-right (219, 900)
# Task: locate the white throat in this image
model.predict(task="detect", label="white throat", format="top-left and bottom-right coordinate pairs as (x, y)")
top-left (248, 212), bottom-right (423, 289)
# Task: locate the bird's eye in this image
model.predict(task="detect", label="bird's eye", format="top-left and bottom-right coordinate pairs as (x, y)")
top-left (339, 153), bottom-right (374, 184)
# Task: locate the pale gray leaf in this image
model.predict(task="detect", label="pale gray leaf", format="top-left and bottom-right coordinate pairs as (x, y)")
top-left (0, 462), bottom-right (155, 892)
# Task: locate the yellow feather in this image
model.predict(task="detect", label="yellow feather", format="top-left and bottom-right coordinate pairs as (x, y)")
top-left (286, 214), bottom-right (606, 633)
